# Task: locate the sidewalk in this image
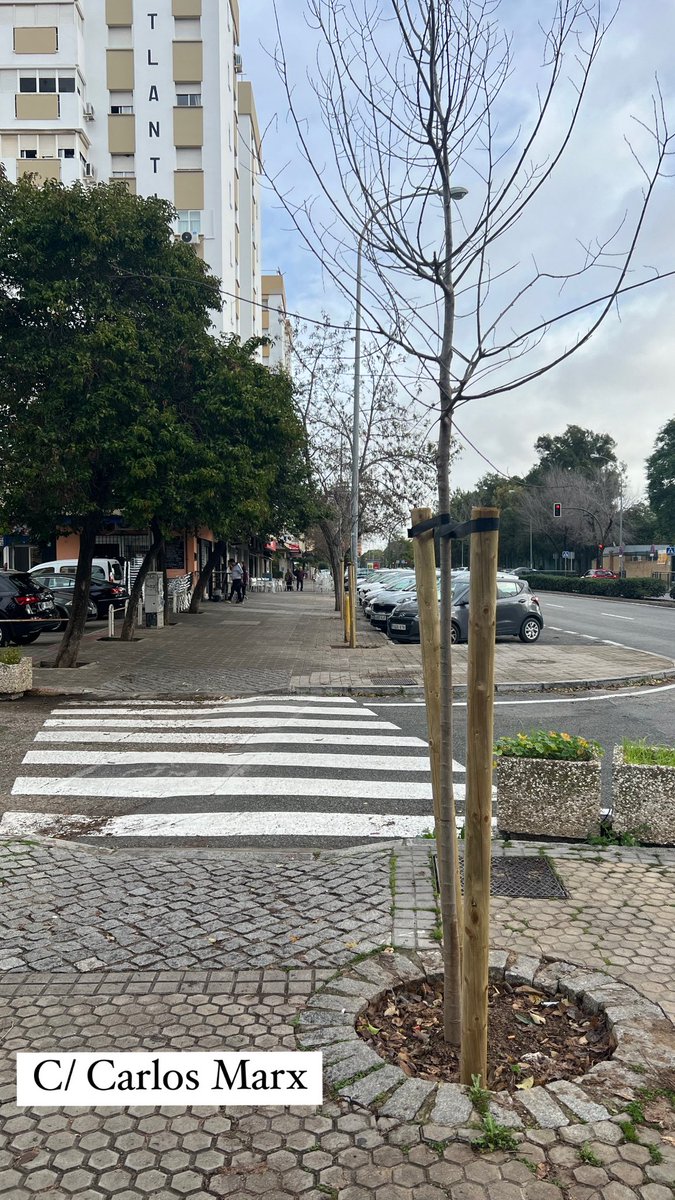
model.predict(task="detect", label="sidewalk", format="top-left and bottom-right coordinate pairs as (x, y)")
top-left (23, 589), bottom-right (675, 698)
top-left (1, 835), bottom-right (674, 1198)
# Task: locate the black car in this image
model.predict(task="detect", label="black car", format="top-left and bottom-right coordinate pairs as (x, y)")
top-left (0, 571), bottom-right (59, 646)
top-left (29, 573), bottom-right (99, 630)
top-left (31, 571), bottom-right (129, 621)
top-left (387, 574), bottom-right (543, 644)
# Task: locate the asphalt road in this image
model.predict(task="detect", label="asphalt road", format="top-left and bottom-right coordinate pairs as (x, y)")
top-left (371, 680), bottom-right (675, 811)
top-left (534, 589), bottom-right (674, 657)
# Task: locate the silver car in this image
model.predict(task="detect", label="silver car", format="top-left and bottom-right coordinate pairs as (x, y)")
top-left (451, 575), bottom-right (543, 643)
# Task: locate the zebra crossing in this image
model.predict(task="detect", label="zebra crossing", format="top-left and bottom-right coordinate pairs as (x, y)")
top-left (2, 696), bottom-right (471, 846)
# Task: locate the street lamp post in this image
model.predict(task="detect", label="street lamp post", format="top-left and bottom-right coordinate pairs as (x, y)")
top-left (350, 186), bottom-right (468, 647)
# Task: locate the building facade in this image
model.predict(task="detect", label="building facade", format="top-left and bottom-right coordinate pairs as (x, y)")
top-left (262, 272), bottom-right (292, 371)
top-left (0, 0), bottom-right (260, 335)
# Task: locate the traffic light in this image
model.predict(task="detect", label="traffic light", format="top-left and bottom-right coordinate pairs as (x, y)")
top-left (553, 502), bottom-right (562, 518)
top-left (598, 544), bottom-right (604, 556)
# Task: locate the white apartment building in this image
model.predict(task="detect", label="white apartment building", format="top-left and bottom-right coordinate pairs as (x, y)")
top-left (0, 0), bottom-right (261, 336)
top-left (261, 272), bottom-right (292, 371)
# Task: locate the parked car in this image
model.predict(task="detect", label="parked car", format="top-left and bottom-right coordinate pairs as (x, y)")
top-left (584, 568), bottom-right (617, 579)
top-left (31, 557), bottom-right (124, 584)
top-left (32, 570), bottom-right (128, 620)
top-left (359, 570), bottom-right (412, 605)
top-left (0, 570), bottom-right (60, 646)
top-left (387, 574), bottom-right (543, 644)
top-left (365, 577), bottom-right (418, 623)
top-left (29, 573), bottom-right (99, 630)
top-left (509, 566), bottom-right (538, 576)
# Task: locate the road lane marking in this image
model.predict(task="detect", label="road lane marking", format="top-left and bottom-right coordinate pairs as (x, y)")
top-left (64, 696), bottom-right (359, 707)
top-left (35, 730), bottom-right (429, 748)
top-left (44, 717), bottom-right (398, 730)
top-left (56, 700), bottom-right (372, 710)
top-left (23, 750), bottom-right (435, 772)
top-left (600, 613), bottom-right (634, 620)
top-left (0, 810), bottom-right (436, 839)
top-left (11, 776), bottom-right (436, 800)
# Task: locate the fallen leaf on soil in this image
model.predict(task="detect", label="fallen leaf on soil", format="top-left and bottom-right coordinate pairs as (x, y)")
top-left (515, 1076), bottom-right (535, 1090)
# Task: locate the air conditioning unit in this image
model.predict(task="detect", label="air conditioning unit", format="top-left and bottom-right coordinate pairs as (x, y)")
top-left (234, 52), bottom-right (243, 73)
top-left (83, 102), bottom-right (95, 120)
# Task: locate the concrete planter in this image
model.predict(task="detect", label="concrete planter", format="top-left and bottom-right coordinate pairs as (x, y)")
top-left (612, 745), bottom-right (675, 845)
top-left (0, 657), bottom-right (32, 698)
top-left (497, 756), bottom-right (601, 839)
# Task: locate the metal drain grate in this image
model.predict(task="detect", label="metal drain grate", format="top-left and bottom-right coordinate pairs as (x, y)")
top-left (370, 673), bottom-right (420, 685)
top-left (432, 854), bottom-right (569, 900)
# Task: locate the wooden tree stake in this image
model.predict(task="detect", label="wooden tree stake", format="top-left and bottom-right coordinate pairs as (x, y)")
top-left (412, 506), bottom-right (463, 1041)
top-left (460, 506), bottom-right (499, 1084)
top-left (349, 562), bottom-right (357, 647)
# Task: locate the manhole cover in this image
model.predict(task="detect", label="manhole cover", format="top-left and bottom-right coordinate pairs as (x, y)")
top-left (432, 854), bottom-right (568, 900)
top-left (371, 673), bottom-right (419, 685)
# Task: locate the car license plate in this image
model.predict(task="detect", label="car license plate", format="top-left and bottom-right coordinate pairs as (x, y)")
top-left (390, 623), bottom-right (407, 631)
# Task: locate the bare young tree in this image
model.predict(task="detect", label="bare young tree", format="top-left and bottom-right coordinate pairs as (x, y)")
top-left (518, 466), bottom-right (621, 559)
top-left (269, 0), bottom-right (673, 1047)
top-left (292, 319), bottom-right (437, 607)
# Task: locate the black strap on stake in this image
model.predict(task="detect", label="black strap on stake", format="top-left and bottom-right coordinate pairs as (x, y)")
top-left (407, 514), bottom-right (500, 540)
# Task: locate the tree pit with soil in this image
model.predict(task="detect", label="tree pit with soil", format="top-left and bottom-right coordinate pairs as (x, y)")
top-left (358, 974), bottom-right (613, 1093)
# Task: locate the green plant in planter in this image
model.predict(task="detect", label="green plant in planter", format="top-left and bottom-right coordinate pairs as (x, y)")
top-left (494, 730), bottom-right (603, 762)
top-left (0, 648), bottom-right (22, 666)
top-left (622, 738), bottom-right (675, 768)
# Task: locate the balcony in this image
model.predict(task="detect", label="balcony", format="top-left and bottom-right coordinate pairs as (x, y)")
top-left (17, 157), bottom-right (62, 182)
top-left (15, 93), bottom-right (59, 121)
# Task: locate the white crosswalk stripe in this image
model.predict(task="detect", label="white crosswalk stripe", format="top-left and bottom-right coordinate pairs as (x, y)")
top-left (3, 695), bottom-right (475, 845)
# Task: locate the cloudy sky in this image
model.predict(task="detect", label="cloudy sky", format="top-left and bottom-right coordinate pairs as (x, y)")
top-left (240, 1), bottom-right (675, 503)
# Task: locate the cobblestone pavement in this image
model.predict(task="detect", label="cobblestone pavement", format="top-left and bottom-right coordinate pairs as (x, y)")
top-left (1, 969), bottom-right (674, 1198)
top-left (20, 590), bottom-right (674, 698)
top-left (0, 840), bottom-right (392, 973)
top-left (1, 839), bottom-right (674, 1196)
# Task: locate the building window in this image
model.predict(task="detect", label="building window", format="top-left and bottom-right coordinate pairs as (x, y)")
top-left (176, 210), bottom-right (202, 235)
top-left (19, 73), bottom-right (75, 94)
top-left (176, 92), bottom-right (202, 107)
top-left (58, 148), bottom-right (75, 159)
top-left (20, 149), bottom-right (38, 159)
top-left (110, 104), bottom-right (134, 114)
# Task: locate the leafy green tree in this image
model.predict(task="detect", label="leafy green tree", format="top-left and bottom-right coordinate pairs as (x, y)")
top-left (622, 500), bottom-right (660, 546)
top-left (530, 426), bottom-right (617, 479)
top-left (647, 418), bottom-right (675, 537)
top-left (0, 177), bottom-right (216, 665)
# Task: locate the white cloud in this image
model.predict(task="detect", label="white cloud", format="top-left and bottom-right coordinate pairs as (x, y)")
top-left (241, 0), bottom-right (675, 497)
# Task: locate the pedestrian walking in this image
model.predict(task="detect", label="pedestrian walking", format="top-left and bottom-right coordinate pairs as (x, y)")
top-left (295, 565), bottom-right (305, 592)
top-left (241, 562), bottom-right (248, 600)
top-left (228, 558), bottom-right (244, 603)
top-left (284, 569), bottom-right (294, 592)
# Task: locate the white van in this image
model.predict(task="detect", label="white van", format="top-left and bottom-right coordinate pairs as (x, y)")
top-left (30, 558), bottom-right (123, 584)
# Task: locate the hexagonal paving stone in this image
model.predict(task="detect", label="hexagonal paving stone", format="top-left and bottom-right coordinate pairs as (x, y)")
top-left (136, 1170), bottom-right (170, 1193)
top-left (392, 1162), bottom-right (426, 1187)
top-left (60, 1168), bottom-right (97, 1194)
top-left (97, 1168), bottom-right (134, 1194)
top-left (171, 1170), bottom-right (205, 1195)
top-left (0, 1170), bottom-right (23, 1194)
